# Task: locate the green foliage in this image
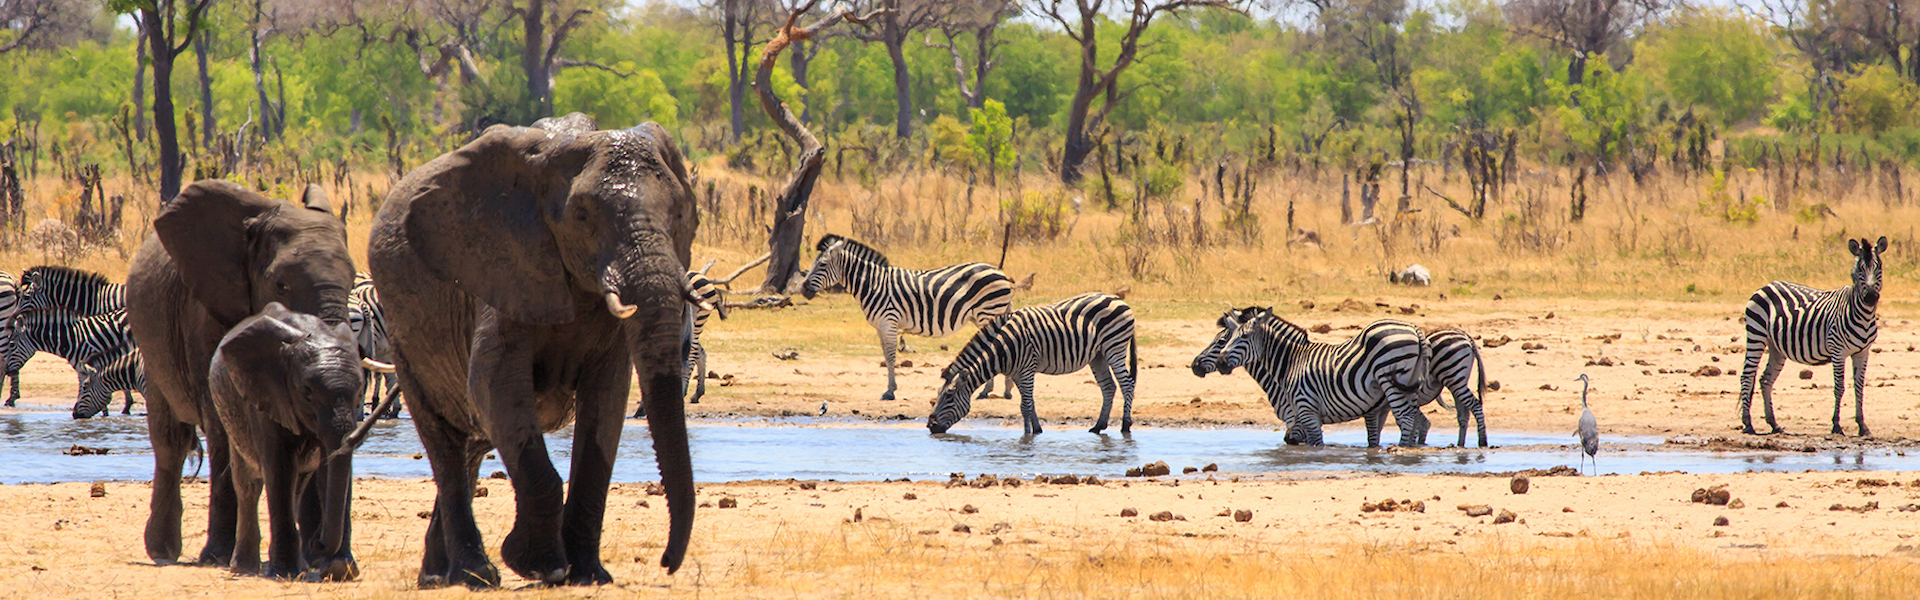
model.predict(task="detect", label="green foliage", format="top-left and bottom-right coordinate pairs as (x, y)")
top-left (1839, 65), bottom-right (1917, 133)
top-left (1001, 190), bottom-right (1071, 242)
top-left (967, 100), bottom-right (1016, 175)
top-left (1697, 169), bottom-right (1765, 223)
top-left (1144, 162), bottom-right (1184, 200)
top-left (1547, 58), bottom-right (1647, 162)
top-left (927, 114), bottom-right (972, 166)
top-left (1636, 8), bottom-right (1777, 125)
top-left (554, 64), bottom-right (678, 129)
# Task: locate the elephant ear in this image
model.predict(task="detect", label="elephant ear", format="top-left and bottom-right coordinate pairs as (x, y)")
top-left (399, 126), bottom-right (591, 324)
top-left (301, 184), bottom-right (332, 213)
top-left (216, 303), bottom-right (310, 433)
top-left (154, 180), bottom-right (284, 327)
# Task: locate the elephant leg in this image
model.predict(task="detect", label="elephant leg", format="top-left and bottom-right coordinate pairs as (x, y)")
top-left (560, 351), bottom-right (629, 585)
top-left (405, 377), bottom-right (497, 589)
top-left (143, 388), bottom-right (195, 565)
top-left (296, 471), bottom-right (321, 559)
top-left (1088, 357), bottom-right (1116, 434)
top-left (197, 418), bottom-right (239, 567)
top-left (471, 326), bottom-right (570, 585)
top-left (230, 454), bottom-right (264, 576)
top-left (261, 437), bottom-right (302, 579)
top-left (878, 323), bottom-right (900, 401)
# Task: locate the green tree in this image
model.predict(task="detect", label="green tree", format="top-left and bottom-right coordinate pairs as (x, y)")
top-left (1838, 64), bottom-right (1916, 133)
top-left (1637, 8), bottom-right (1778, 125)
top-left (968, 98), bottom-right (1015, 184)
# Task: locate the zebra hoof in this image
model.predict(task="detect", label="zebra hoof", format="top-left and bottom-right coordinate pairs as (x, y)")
top-left (1831, 425), bottom-right (1845, 435)
top-left (879, 391), bottom-right (896, 401)
top-left (1088, 425), bottom-right (1105, 434)
top-left (1768, 427), bottom-right (1785, 435)
top-left (1858, 427), bottom-right (1872, 438)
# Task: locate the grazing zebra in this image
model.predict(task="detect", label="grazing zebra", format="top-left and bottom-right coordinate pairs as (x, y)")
top-left (74, 344), bottom-right (144, 418)
top-left (6, 266), bottom-right (127, 403)
top-left (927, 292), bottom-right (1136, 435)
top-left (1738, 236), bottom-right (1887, 436)
top-left (802, 234), bottom-right (1014, 401)
top-left (0, 271), bottom-right (16, 407)
top-left (1199, 307), bottom-right (1434, 447)
top-left (347, 272), bottom-right (397, 418)
top-left (3, 307), bottom-right (140, 416)
top-left (1421, 328), bottom-right (1489, 447)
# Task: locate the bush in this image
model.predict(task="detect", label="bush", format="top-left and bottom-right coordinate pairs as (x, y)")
top-left (1000, 190), bottom-right (1071, 242)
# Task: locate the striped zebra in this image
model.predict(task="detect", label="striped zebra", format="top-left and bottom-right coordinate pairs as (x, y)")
top-left (1421, 328), bottom-right (1489, 447)
top-left (927, 292), bottom-right (1136, 435)
top-left (347, 272), bottom-right (397, 418)
top-left (74, 344), bottom-right (144, 418)
top-left (802, 234), bottom-right (1014, 401)
top-left (0, 271), bottom-right (16, 407)
top-left (1738, 236), bottom-right (1886, 436)
top-left (1199, 307), bottom-right (1434, 447)
top-left (3, 307), bottom-right (140, 417)
top-left (683, 271), bottom-right (726, 404)
top-left (6, 266), bottom-right (126, 404)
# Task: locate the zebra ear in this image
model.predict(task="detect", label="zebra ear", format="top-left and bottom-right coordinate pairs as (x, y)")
top-left (1876, 236), bottom-right (1889, 254)
top-left (1849, 238), bottom-right (1863, 256)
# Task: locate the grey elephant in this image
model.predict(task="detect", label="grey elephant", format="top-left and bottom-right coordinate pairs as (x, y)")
top-left (208, 303), bottom-right (392, 580)
top-left (127, 181), bottom-right (356, 569)
top-left (367, 113), bottom-right (699, 588)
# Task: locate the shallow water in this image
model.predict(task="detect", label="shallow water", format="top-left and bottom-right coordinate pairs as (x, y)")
top-left (2, 411), bottom-right (1915, 484)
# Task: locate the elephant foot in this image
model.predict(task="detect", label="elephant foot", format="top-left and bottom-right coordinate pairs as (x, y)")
top-left (501, 527), bottom-right (569, 585)
top-left (195, 544), bottom-right (234, 568)
top-left (303, 554), bottom-right (359, 582)
top-left (419, 559), bottom-right (502, 590)
top-left (262, 563), bottom-right (300, 581)
top-left (566, 563), bottom-right (614, 586)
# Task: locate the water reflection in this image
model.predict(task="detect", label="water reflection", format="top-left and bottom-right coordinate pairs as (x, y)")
top-left (0, 411), bottom-right (1916, 484)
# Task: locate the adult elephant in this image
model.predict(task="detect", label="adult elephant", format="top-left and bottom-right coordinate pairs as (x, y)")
top-left (367, 113), bottom-right (698, 588)
top-left (127, 181), bottom-right (356, 568)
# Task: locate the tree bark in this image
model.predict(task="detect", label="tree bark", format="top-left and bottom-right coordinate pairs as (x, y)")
top-left (250, 0), bottom-right (275, 143)
top-left (134, 27), bottom-right (148, 142)
top-left (884, 26), bottom-right (912, 139)
top-left (720, 0), bottom-right (759, 143)
top-left (523, 0), bottom-right (553, 117)
top-left (195, 31), bottom-right (215, 152)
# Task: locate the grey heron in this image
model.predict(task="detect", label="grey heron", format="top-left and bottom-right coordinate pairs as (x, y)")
top-left (1575, 373), bottom-right (1599, 475)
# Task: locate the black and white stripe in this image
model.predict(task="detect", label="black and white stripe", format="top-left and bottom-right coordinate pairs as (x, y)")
top-left (0, 271), bottom-right (16, 407)
top-left (802, 234), bottom-right (1014, 400)
top-left (684, 271), bottom-right (726, 404)
top-left (3, 307), bottom-right (140, 417)
top-left (6, 266), bottom-right (127, 404)
top-left (74, 344), bottom-right (144, 418)
top-left (347, 272), bottom-right (396, 418)
top-left (1421, 328), bottom-right (1489, 447)
top-left (927, 292), bottom-right (1136, 435)
top-left (1738, 236), bottom-right (1886, 436)
top-left (1201, 307), bottom-right (1433, 447)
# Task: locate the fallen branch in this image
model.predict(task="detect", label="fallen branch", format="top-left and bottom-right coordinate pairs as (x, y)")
top-left (1423, 183), bottom-right (1474, 218)
top-left (714, 253), bottom-right (771, 287)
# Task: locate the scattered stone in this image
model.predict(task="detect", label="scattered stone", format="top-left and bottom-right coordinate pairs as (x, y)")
top-left (1149, 511), bottom-right (1176, 522)
top-left (1510, 476), bottom-right (1530, 495)
top-left (417, 511), bottom-right (432, 519)
top-left (1691, 365), bottom-right (1723, 377)
top-left (1776, 501), bottom-right (1789, 508)
top-left (1709, 488), bottom-right (1731, 506)
top-left (473, 487), bottom-right (489, 498)
top-left (852, 508), bottom-right (863, 523)
top-left (1121, 508), bottom-right (1139, 517)
top-left (1729, 498), bottom-right (1745, 509)
top-left (1310, 323), bottom-right (1333, 334)
top-left (1140, 461), bottom-right (1172, 477)
top-left (1713, 516), bottom-right (1730, 527)
top-left (899, 360), bottom-right (914, 368)
top-left (1494, 509), bottom-right (1517, 524)
top-left (1051, 474), bottom-right (1081, 485)
top-left (1562, 507), bottom-right (1574, 513)
top-left (952, 523), bottom-right (971, 534)
top-left (1182, 466), bottom-right (1199, 474)
top-left (1202, 463), bottom-right (1218, 473)
top-left (1857, 478), bottom-right (1890, 488)
top-left (1691, 488), bottom-right (1708, 503)
top-left (970, 474), bottom-right (999, 488)
top-left (1483, 335), bottom-right (1511, 349)
top-left (772, 351), bottom-right (799, 361)
top-left (799, 480), bottom-right (818, 490)
top-left (1216, 509), bottom-right (1231, 517)
top-left (718, 497), bottom-right (738, 509)
top-left (1126, 468), bottom-right (1142, 477)
top-left (698, 501), bottom-right (711, 508)
top-left (1634, 359), bottom-right (1653, 366)
top-left (903, 492), bottom-right (917, 500)
top-left (1004, 478), bottom-right (1023, 489)
top-left (1584, 357), bottom-right (1616, 367)
top-left (961, 504), bottom-right (979, 514)
top-left (1462, 505), bottom-right (1493, 517)
top-left (1082, 475), bottom-right (1102, 486)
top-left (1538, 384), bottom-right (1556, 391)
top-left (64, 445), bottom-right (109, 456)
top-left (1799, 369), bottom-right (1814, 380)
top-left (1233, 509), bottom-right (1253, 522)
top-left (645, 482), bottom-right (666, 496)
top-left (489, 471), bottom-right (508, 480)
top-left (1830, 502), bottom-right (1880, 513)
top-left (1521, 342), bottom-right (1544, 351)
top-left (637, 500), bottom-right (649, 508)
top-left (89, 483), bottom-right (106, 498)
top-left (1487, 380), bottom-right (1502, 391)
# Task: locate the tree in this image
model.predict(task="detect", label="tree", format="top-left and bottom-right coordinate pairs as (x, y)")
top-left (714, 0), bottom-right (773, 142)
top-left (1637, 8), bottom-right (1778, 125)
top-left (0, 0), bottom-right (94, 54)
top-left (112, 0), bottom-right (216, 205)
top-left (1504, 0), bottom-right (1666, 85)
top-left (1037, 0), bottom-right (1246, 184)
top-left (851, 0), bottom-right (952, 139)
top-left (509, 0), bottom-right (612, 119)
top-left (926, 0), bottom-right (1019, 110)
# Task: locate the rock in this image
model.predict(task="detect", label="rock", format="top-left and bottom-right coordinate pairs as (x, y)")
top-left (1562, 507), bottom-right (1574, 513)
top-left (903, 492), bottom-right (917, 500)
top-left (1708, 488), bottom-right (1731, 506)
top-left (1126, 468), bottom-right (1143, 477)
top-left (1691, 365), bottom-right (1723, 377)
top-left (853, 508), bottom-right (863, 523)
top-left (899, 360), bottom-right (914, 368)
top-left (1799, 369), bottom-right (1814, 380)
top-left (1483, 335), bottom-right (1511, 348)
top-left (65, 444), bottom-right (109, 456)
top-left (1713, 516), bottom-right (1729, 526)
top-left (1310, 323), bottom-right (1333, 334)
top-left (1233, 509), bottom-right (1253, 522)
top-left (1051, 474), bottom-right (1081, 485)
top-left (1082, 475), bottom-right (1102, 486)
top-left (1182, 466), bottom-right (1199, 474)
top-left (1511, 476), bottom-right (1530, 494)
top-left (1149, 511), bottom-right (1175, 522)
top-left (952, 523), bottom-right (971, 534)
top-left (473, 487), bottom-right (489, 498)
top-left (800, 481), bottom-right (819, 490)
top-left (645, 482), bottom-right (666, 496)
top-left (1487, 380), bottom-right (1502, 391)
top-left (1004, 478), bottom-right (1023, 489)
top-left (1775, 501), bottom-right (1789, 508)
top-left (1217, 509), bottom-right (1231, 517)
top-left (1691, 488), bottom-right (1708, 503)
top-left (1494, 509), bottom-right (1517, 524)
top-left (89, 483), bottom-right (106, 498)
top-left (417, 511), bottom-right (432, 519)
top-left (1141, 461), bottom-right (1172, 477)
top-left (1729, 498), bottom-right (1745, 509)
top-left (636, 500), bottom-right (649, 508)
top-left (970, 474), bottom-right (999, 488)
top-left (1463, 505), bottom-right (1493, 517)
top-left (718, 497), bottom-right (738, 509)
top-left (1121, 508), bottom-right (1139, 517)
top-left (1202, 463), bottom-right (1218, 472)
top-left (489, 471), bottom-right (508, 480)
top-left (961, 504), bottom-right (979, 514)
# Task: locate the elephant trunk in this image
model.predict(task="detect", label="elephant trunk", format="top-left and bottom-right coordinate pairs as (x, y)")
top-left (616, 256), bottom-right (696, 574)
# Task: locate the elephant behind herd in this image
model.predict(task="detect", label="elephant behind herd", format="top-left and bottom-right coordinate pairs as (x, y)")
top-left (121, 113), bottom-right (699, 587)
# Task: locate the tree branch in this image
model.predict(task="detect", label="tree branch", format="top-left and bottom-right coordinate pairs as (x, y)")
top-left (554, 57), bottom-right (630, 78)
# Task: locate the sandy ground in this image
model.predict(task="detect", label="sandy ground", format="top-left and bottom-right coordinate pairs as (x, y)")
top-left (5, 298), bottom-right (1920, 597)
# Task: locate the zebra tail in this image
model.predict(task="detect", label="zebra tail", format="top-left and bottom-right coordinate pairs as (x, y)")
top-left (1473, 342), bottom-right (1486, 410)
top-left (1129, 334), bottom-right (1138, 382)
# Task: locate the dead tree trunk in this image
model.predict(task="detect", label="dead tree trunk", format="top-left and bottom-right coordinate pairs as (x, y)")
top-left (754, 1), bottom-right (881, 294)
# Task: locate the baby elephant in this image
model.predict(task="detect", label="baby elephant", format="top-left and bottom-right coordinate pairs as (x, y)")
top-left (209, 303), bottom-right (397, 580)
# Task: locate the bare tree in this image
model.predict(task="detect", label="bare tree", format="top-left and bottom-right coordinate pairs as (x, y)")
top-left (850, 0), bottom-right (952, 139)
top-left (0, 0), bottom-right (94, 54)
top-left (114, 0), bottom-right (217, 205)
top-left (753, 0), bottom-right (882, 292)
top-left (1504, 0), bottom-right (1666, 85)
top-left (715, 0), bottom-right (774, 142)
top-left (508, 0), bottom-right (611, 118)
top-left (926, 0), bottom-right (1019, 110)
top-left (1037, 0), bottom-right (1246, 184)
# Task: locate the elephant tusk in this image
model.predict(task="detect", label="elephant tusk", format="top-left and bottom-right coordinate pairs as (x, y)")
top-left (361, 358), bottom-right (396, 373)
top-left (606, 292), bottom-right (639, 319)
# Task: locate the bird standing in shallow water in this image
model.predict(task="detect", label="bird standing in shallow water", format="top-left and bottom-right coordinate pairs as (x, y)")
top-left (819, 401), bottom-right (829, 417)
top-left (1575, 373), bottom-right (1599, 475)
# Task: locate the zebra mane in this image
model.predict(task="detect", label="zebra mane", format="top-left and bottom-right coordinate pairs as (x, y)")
top-left (23, 265), bottom-right (115, 288)
top-left (818, 234), bottom-right (890, 268)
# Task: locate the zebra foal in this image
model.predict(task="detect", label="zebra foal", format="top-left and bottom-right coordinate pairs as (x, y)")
top-left (803, 234), bottom-right (1013, 401)
top-left (1196, 307), bottom-right (1434, 447)
top-left (927, 292), bottom-right (1136, 434)
top-left (1738, 236), bottom-right (1886, 436)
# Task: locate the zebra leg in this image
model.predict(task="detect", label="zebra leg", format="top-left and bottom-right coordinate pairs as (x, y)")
top-left (878, 325), bottom-right (900, 401)
top-left (1088, 357), bottom-right (1116, 434)
top-left (1363, 408), bottom-right (1385, 448)
top-left (1017, 373), bottom-right (1042, 435)
top-left (122, 390), bottom-right (134, 415)
top-left (1831, 358), bottom-right (1848, 435)
top-left (689, 342), bottom-right (708, 405)
top-left (1295, 410), bottom-right (1326, 446)
top-left (1756, 351), bottom-right (1786, 434)
top-left (1111, 351), bottom-right (1137, 433)
top-left (1852, 351), bottom-right (1871, 437)
top-left (5, 370), bottom-right (17, 407)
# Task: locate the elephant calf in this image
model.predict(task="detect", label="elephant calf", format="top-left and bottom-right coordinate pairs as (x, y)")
top-left (209, 303), bottom-right (395, 581)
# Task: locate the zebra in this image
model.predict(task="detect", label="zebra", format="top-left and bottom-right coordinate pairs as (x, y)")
top-left (347, 272), bottom-right (398, 418)
top-left (0, 271), bottom-right (16, 407)
top-left (74, 343), bottom-right (144, 418)
top-left (1420, 328), bottom-right (1489, 447)
top-left (927, 292), bottom-right (1137, 435)
top-left (1198, 307), bottom-right (1434, 447)
top-left (683, 271), bottom-right (727, 404)
top-left (6, 266), bottom-right (127, 404)
top-left (3, 307), bottom-right (140, 417)
top-left (1738, 236), bottom-right (1886, 436)
top-left (802, 234), bottom-right (1014, 401)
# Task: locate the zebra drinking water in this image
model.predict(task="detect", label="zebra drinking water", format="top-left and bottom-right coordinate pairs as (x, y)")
top-left (1737, 236), bottom-right (1887, 436)
top-left (1198, 307), bottom-right (1435, 447)
top-left (347, 273), bottom-right (397, 418)
top-left (3, 307), bottom-right (141, 417)
top-left (927, 292), bottom-right (1137, 435)
top-left (5, 266), bottom-right (127, 404)
top-left (802, 234), bottom-right (1014, 401)
top-left (74, 344), bottom-right (145, 418)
